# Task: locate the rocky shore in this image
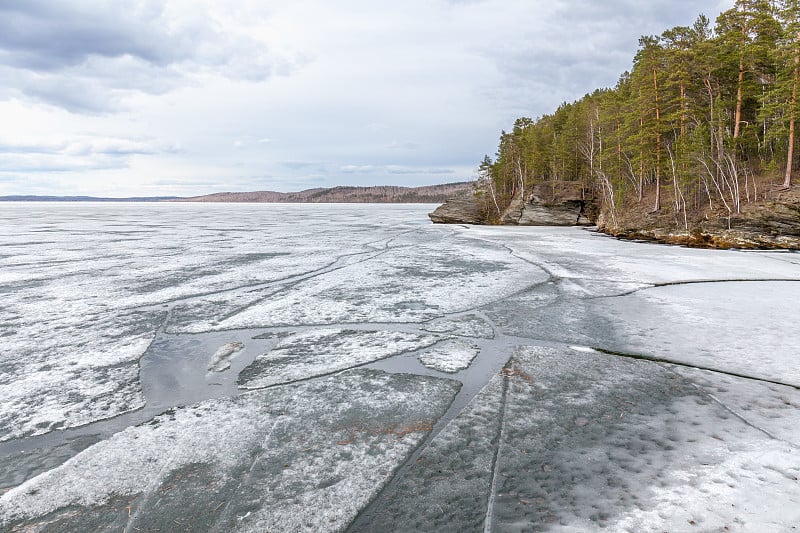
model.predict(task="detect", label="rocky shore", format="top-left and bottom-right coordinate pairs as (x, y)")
top-left (430, 182), bottom-right (800, 250)
top-left (596, 188), bottom-right (800, 250)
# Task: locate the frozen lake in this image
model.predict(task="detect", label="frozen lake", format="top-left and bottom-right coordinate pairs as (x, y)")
top-left (1, 202), bottom-right (799, 532)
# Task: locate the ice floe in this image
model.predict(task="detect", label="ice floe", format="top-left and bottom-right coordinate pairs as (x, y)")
top-left (418, 339), bottom-right (480, 373)
top-left (237, 328), bottom-right (441, 389)
top-left (421, 313), bottom-right (495, 338)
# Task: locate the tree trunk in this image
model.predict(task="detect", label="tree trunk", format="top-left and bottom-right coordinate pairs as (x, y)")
top-left (638, 88), bottom-right (644, 202)
top-left (705, 78), bottom-right (715, 155)
top-left (616, 118), bottom-right (623, 186)
top-left (653, 66), bottom-right (662, 212)
top-left (680, 82), bottom-right (687, 138)
top-left (785, 38), bottom-right (799, 189)
top-left (733, 19), bottom-right (746, 139)
top-left (734, 56), bottom-right (745, 139)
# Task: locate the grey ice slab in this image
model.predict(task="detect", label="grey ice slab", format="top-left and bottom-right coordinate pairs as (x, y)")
top-left (0, 369), bottom-right (461, 533)
top-left (489, 347), bottom-right (800, 532)
top-left (483, 282), bottom-right (602, 346)
top-left (349, 366), bottom-right (506, 532)
top-left (666, 365), bottom-right (800, 447)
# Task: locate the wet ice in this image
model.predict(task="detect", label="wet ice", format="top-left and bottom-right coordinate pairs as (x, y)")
top-left (0, 370), bottom-right (460, 532)
top-left (237, 328), bottom-right (442, 389)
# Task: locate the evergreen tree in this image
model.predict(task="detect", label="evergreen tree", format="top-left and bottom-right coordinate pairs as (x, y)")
top-left (474, 3), bottom-right (795, 227)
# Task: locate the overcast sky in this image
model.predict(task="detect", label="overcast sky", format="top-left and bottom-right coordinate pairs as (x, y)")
top-left (0, 0), bottom-right (733, 197)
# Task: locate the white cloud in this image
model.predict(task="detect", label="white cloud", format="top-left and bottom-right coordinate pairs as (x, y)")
top-left (0, 0), bottom-right (735, 196)
top-left (0, 0), bottom-right (291, 113)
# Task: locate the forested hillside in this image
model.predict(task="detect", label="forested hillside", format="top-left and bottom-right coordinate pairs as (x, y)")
top-left (475, 0), bottom-right (800, 242)
top-left (176, 182), bottom-right (473, 203)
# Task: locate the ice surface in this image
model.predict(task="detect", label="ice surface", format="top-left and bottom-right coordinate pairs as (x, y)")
top-left (238, 328), bottom-right (441, 389)
top-left (468, 225), bottom-right (800, 286)
top-left (186, 229), bottom-right (548, 329)
top-left (0, 203), bottom-right (437, 442)
top-left (3, 204), bottom-right (800, 531)
top-left (666, 365), bottom-right (800, 446)
top-left (0, 369), bottom-right (460, 532)
top-left (486, 279), bottom-right (800, 385)
top-left (418, 339), bottom-right (480, 373)
top-left (594, 281), bottom-right (800, 384)
top-left (356, 345), bottom-right (800, 532)
top-left (473, 227), bottom-right (800, 385)
top-left (493, 347), bottom-right (800, 532)
top-left (0, 308), bottom-right (160, 442)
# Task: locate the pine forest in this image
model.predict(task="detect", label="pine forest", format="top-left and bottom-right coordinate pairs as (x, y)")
top-left (475, 0), bottom-right (800, 236)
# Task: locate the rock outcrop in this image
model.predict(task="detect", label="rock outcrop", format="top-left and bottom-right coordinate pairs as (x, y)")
top-left (428, 196), bottom-right (485, 224)
top-left (598, 189), bottom-right (800, 249)
top-left (430, 181), bottom-right (597, 226)
top-left (430, 180), bottom-right (800, 250)
top-left (511, 182), bottom-right (595, 226)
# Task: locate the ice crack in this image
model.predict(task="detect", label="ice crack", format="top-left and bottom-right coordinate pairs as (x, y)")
top-left (686, 382), bottom-right (800, 449)
top-left (590, 347), bottom-right (800, 390)
top-left (483, 361), bottom-right (511, 533)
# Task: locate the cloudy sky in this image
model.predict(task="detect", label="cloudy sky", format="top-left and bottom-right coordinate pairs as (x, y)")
top-left (0, 0), bottom-right (733, 197)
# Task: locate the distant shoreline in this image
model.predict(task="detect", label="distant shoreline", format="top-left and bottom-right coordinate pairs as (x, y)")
top-left (0, 195), bottom-right (180, 202)
top-left (0, 182), bottom-right (473, 204)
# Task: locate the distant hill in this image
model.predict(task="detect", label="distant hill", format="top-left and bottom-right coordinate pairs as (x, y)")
top-left (173, 182), bottom-right (474, 203)
top-left (0, 195), bottom-right (180, 202)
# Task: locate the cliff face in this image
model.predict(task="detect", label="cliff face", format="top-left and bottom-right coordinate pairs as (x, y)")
top-left (429, 181), bottom-right (596, 227)
top-left (428, 196), bottom-right (485, 224)
top-left (506, 182), bottom-right (595, 226)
